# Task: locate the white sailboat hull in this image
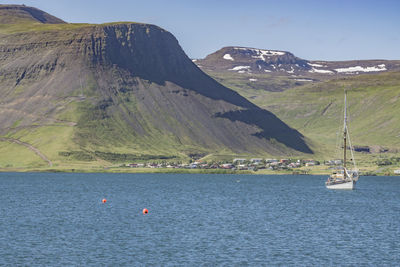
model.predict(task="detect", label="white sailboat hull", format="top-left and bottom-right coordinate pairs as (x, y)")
top-left (326, 180), bottom-right (355, 190)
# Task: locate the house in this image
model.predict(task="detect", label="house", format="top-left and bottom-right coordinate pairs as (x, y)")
top-left (189, 163), bottom-right (198, 169)
top-left (250, 158), bottom-right (263, 164)
top-left (266, 159), bottom-right (278, 163)
top-left (280, 159), bottom-right (289, 164)
top-left (221, 163), bottom-right (234, 169)
top-left (288, 162), bottom-right (300, 168)
top-left (334, 159), bottom-right (342, 165)
top-left (233, 158), bottom-right (246, 164)
top-left (237, 164), bottom-right (248, 170)
top-left (324, 160), bottom-right (334, 166)
top-left (394, 169), bottom-right (400, 175)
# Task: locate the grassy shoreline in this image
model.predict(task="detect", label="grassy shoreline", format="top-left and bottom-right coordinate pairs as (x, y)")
top-left (0, 167), bottom-right (398, 176)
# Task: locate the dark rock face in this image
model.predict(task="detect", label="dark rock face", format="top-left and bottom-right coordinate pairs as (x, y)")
top-left (99, 25), bottom-right (256, 109)
top-left (0, 7), bottom-right (312, 156)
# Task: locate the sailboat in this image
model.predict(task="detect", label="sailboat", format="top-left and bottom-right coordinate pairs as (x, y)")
top-left (326, 91), bottom-right (359, 190)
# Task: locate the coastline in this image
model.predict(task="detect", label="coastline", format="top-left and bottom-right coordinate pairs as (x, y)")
top-left (0, 167), bottom-right (396, 176)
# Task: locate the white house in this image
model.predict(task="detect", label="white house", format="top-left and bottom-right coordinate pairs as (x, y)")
top-left (233, 158), bottom-right (246, 164)
top-left (250, 158), bottom-right (263, 163)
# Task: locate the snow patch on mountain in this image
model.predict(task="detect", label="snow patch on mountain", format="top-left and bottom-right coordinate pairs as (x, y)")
top-left (335, 64), bottom-right (386, 73)
top-left (229, 66), bottom-right (251, 71)
top-left (223, 54), bottom-right (234, 61)
top-left (308, 68), bottom-right (334, 74)
top-left (308, 63), bottom-right (325, 67)
top-left (287, 67), bottom-right (295, 74)
top-left (233, 47), bottom-right (285, 62)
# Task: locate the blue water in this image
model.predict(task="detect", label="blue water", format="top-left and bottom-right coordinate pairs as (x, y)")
top-left (0, 173), bottom-right (399, 266)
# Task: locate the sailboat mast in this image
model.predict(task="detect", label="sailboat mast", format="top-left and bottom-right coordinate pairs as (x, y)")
top-left (343, 91), bottom-right (347, 171)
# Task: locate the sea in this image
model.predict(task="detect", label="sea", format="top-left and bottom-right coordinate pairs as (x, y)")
top-left (0, 172), bottom-right (399, 266)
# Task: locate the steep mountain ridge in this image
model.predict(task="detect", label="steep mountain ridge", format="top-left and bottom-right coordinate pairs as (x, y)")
top-left (0, 5), bottom-right (312, 168)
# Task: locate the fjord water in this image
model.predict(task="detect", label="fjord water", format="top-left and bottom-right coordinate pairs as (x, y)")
top-left (0, 173), bottom-right (399, 266)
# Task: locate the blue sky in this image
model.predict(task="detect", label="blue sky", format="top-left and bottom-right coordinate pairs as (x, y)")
top-left (2, 0), bottom-right (399, 60)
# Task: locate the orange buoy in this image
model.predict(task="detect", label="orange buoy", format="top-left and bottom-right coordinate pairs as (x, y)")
top-left (102, 198), bottom-right (107, 203)
top-left (143, 208), bottom-right (148, 214)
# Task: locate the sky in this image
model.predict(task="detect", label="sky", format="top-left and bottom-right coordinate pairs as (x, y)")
top-left (1, 0), bottom-right (400, 60)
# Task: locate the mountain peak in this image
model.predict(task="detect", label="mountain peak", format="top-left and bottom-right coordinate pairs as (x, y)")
top-left (0, 4), bottom-right (66, 24)
top-left (198, 46), bottom-right (309, 74)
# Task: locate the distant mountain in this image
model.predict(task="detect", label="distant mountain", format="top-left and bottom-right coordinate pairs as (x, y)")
top-left (0, 5), bottom-right (312, 168)
top-left (195, 46), bottom-right (400, 82)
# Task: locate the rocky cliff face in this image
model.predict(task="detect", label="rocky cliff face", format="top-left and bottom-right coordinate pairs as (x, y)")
top-left (0, 5), bottom-right (312, 162)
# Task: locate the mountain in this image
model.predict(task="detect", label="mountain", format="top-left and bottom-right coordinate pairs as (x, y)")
top-left (0, 4), bottom-right (65, 24)
top-left (196, 46), bottom-right (309, 74)
top-left (195, 46), bottom-right (400, 91)
top-left (0, 5), bottom-right (311, 169)
top-left (196, 46), bottom-right (400, 77)
top-left (195, 47), bottom-right (400, 158)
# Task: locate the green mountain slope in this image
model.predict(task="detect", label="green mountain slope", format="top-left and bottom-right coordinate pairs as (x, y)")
top-left (203, 69), bottom-right (400, 158)
top-left (0, 5), bottom-right (312, 170)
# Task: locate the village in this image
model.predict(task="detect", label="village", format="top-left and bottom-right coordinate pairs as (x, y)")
top-left (120, 157), bottom-right (400, 175)
top-left (123, 158), bottom-right (338, 171)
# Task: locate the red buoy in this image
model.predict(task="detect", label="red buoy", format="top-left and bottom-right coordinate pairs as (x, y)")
top-left (102, 198), bottom-right (107, 203)
top-left (143, 208), bottom-right (148, 214)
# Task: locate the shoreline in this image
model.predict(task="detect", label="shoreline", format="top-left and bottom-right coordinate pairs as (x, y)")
top-left (0, 167), bottom-right (395, 176)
